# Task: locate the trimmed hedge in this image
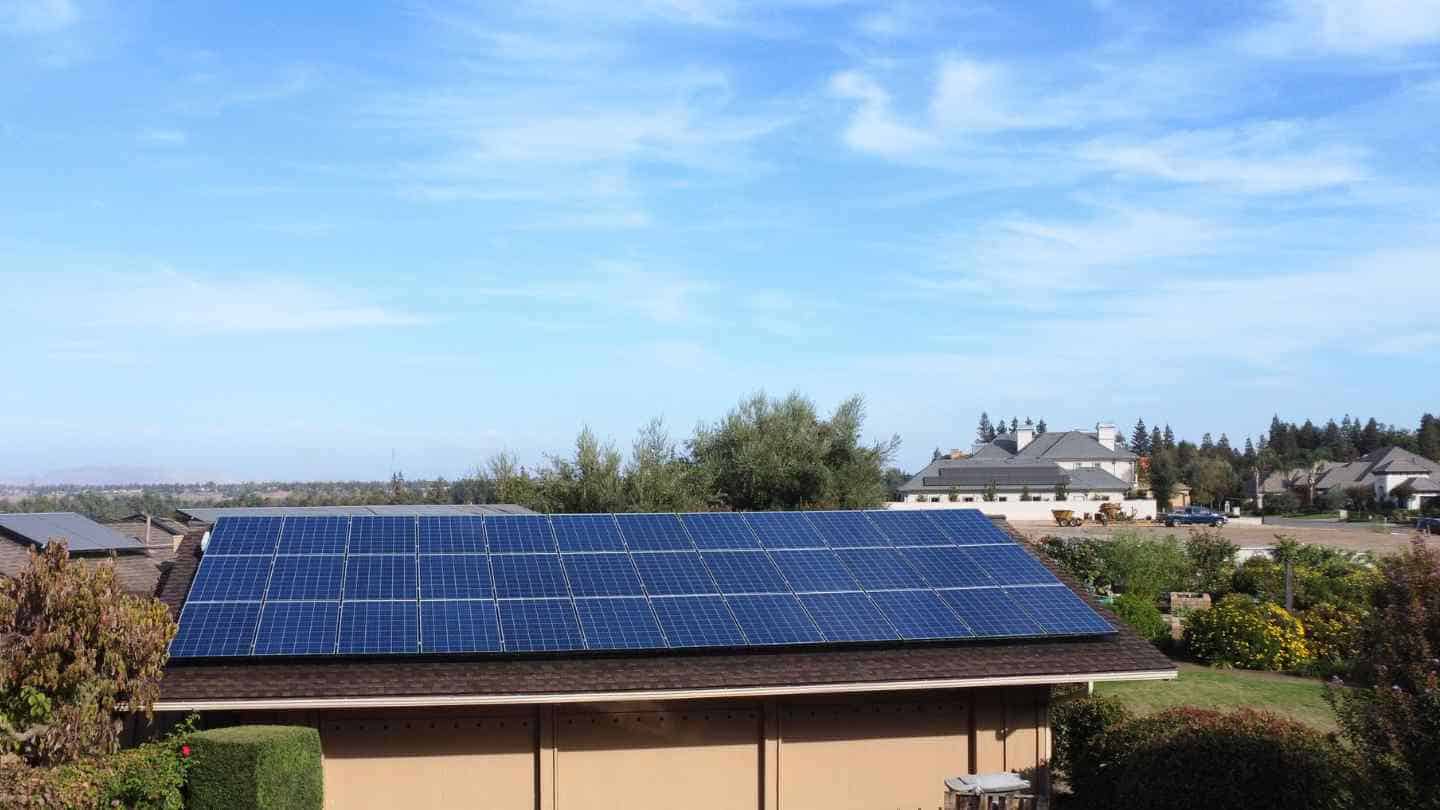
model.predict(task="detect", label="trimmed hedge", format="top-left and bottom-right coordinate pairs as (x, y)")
top-left (187, 725), bottom-right (322, 810)
top-left (1069, 707), bottom-right (1359, 810)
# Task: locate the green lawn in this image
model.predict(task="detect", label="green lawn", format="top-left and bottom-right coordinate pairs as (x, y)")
top-left (1096, 663), bottom-right (1339, 732)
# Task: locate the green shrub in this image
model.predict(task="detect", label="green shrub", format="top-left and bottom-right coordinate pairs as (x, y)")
top-left (1297, 602), bottom-right (1365, 675)
top-left (1183, 595), bottom-right (1311, 671)
top-left (187, 726), bottom-right (322, 810)
top-left (1096, 531), bottom-right (1189, 599)
top-left (1035, 536), bottom-right (1108, 591)
top-left (1069, 707), bottom-right (1359, 810)
top-left (1110, 593), bottom-right (1168, 643)
top-left (1049, 694), bottom-right (1129, 777)
top-left (0, 729), bottom-right (189, 810)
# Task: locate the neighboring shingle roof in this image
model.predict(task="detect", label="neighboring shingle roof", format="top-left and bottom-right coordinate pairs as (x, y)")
top-left (1065, 468), bottom-right (1135, 491)
top-left (155, 517), bottom-right (1174, 706)
top-left (1403, 476), bottom-right (1440, 493)
top-left (1015, 431), bottom-right (1136, 461)
top-left (900, 459), bottom-right (1131, 493)
top-left (0, 536), bottom-right (166, 596)
top-left (1314, 448), bottom-right (1440, 492)
top-left (176, 504), bottom-right (535, 522)
top-left (0, 512), bottom-right (143, 552)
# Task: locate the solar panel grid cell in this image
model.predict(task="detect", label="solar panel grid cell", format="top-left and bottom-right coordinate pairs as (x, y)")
top-left (574, 597), bottom-right (667, 650)
top-left (343, 554), bottom-right (418, 601)
top-left (802, 511), bottom-right (890, 548)
top-left (648, 595), bottom-right (746, 648)
top-left (962, 545), bottom-right (1057, 585)
top-left (265, 556), bottom-right (345, 601)
top-left (486, 516), bottom-right (557, 553)
top-left (561, 553), bottom-right (646, 597)
top-left (418, 516), bottom-right (486, 553)
top-left (679, 513), bottom-right (760, 550)
top-left (420, 600), bottom-right (501, 653)
top-left (170, 602), bottom-right (263, 657)
top-left (551, 514), bottom-right (626, 552)
top-left (742, 512), bottom-right (827, 549)
top-left (277, 516), bottom-right (349, 554)
top-left (205, 516), bottom-right (283, 555)
top-left (725, 594), bottom-right (824, 645)
top-left (348, 516), bottom-right (416, 554)
top-left (186, 555), bottom-right (273, 602)
top-left (833, 547), bottom-right (929, 590)
top-left (497, 599), bottom-right (585, 651)
top-left (936, 588), bottom-right (1046, 637)
top-left (491, 554), bottom-right (571, 599)
top-left (629, 551), bottom-right (718, 595)
top-left (768, 549), bottom-right (860, 592)
top-left (338, 601), bottom-right (418, 654)
top-left (613, 513), bottom-right (694, 551)
top-left (865, 510), bottom-right (954, 546)
top-left (419, 554), bottom-right (493, 599)
top-left (253, 601), bottom-right (340, 655)
top-left (866, 590), bottom-right (975, 640)
top-left (798, 592), bottom-right (899, 642)
top-left (1004, 585), bottom-right (1114, 635)
top-left (700, 550), bottom-right (790, 594)
top-left (898, 546), bottom-right (995, 589)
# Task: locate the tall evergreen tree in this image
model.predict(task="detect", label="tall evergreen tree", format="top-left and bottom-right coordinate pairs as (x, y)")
top-left (1010, 417), bottom-right (1019, 434)
top-left (1151, 427), bottom-right (1164, 455)
top-left (1216, 433), bottom-right (1233, 457)
top-left (996, 418), bottom-right (1008, 435)
top-left (1035, 419), bottom-right (1047, 434)
top-left (977, 412), bottom-right (995, 444)
top-left (1243, 437), bottom-right (1257, 464)
top-left (1130, 419), bottom-right (1150, 455)
top-left (1163, 424), bottom-right (1176, 450)
top-left (1359, 418), bottom-right (1381, 454)
top-left (932, 447), bottom-right (943, 462)
top-left (1420, 414), bottom-right (1440, 462)
top-left (1200, 432), bottom-right (1215, 454)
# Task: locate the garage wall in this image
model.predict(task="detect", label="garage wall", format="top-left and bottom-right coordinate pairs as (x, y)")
top-left (286, 686), bottom-right (1050, 810)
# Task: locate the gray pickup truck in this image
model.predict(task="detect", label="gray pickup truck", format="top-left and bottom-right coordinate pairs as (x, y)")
top-left (1163, 506), bottom-right (1228, 527)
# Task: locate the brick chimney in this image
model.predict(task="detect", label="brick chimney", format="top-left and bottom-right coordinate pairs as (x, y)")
top-left (1096, 422), bottom-right (1117, 451)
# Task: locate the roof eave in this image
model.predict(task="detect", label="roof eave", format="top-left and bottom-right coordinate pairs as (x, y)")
top-left (154, 666), bottom-right (1177, 711)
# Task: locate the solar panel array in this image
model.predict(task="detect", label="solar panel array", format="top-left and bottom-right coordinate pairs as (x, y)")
top-left (171, 509), bottom-right (1113, 658)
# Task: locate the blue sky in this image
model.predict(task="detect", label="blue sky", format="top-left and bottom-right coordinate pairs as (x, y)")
top-left (2, 0), bottom-right (1438, 483)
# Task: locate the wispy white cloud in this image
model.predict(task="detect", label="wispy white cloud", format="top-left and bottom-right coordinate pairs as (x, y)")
top-left (1079, 122), bottom-right (1368, 193)
top-left (828, 69), bottom-right (936, 156)
top-left (466, 262), bottom-right (719, 325)
top-left (137, 128), bottom-right (188, 147)
top-left (1241, 0), bottom-right (1440, 56)
top-left (0, 0), bottom-right (78, 34)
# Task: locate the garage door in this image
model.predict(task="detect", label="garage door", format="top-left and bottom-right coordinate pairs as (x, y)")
top-left (556, 705), bottom-right (762, 810)
top-left (321, 712), bottom-right (536, 810)
top-left (779, 699), bottom-right (969, 810)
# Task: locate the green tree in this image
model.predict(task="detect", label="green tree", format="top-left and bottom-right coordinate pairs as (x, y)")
top-left (1098, 531), bottom-right (1189, 599)
top-left (0, 543), bottom-right (175, 766)
top-left (1185, 530), bottom-right (1238, 594)
top-left (977, 413), bottom-right (995, 443)
top-left (1036, 419), bottom-right (1047, 434)
top-left (688, 392), bottom-right (899, 511)
top-left (623, 418), bottom-right (702, 512)
top-left (1187, 457), bottom-right (1238, 508)
top-left (543, 426), bottom-right (626, 513)
top-left (1130, 419), bottom-right (1150, 455)
top-left (982, 480), bottom-right (999, 502)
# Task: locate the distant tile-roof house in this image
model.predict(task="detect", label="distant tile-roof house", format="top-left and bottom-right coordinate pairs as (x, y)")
top-left (899, 423), bottom-right (1149, 517)
top-left (1250, 447), bottom-right (1440, 510)
top-left (0, 511), bottom-right (182, 595)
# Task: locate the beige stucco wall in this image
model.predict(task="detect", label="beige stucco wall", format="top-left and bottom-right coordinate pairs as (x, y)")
top-left (236, 686), bottom-right (1051, 810)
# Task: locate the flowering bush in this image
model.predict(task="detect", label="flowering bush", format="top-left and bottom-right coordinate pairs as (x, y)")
top-left (1183, 595), bottom-right (1311, 671)
top-left (1298, 602), bottom-right (1365, 673)
top-left (0, 719), bottom-right (194, 809)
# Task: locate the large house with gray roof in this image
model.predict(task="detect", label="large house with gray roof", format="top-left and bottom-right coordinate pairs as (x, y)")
top-left (898, 423), bottom-right (1144, 513)
top-left (1251, 447), bottom-right (1440, 510)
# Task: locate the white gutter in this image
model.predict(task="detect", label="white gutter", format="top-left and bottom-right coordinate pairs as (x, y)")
top-left (154, 668), bottom-right (1175, 712)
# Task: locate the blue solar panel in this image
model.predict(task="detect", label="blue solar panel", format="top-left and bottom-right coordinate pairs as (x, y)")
top-left (187, 555), bottom-right (272, 602)
top-left (725, 594), bottom-right (824, 645)
top-left (767, 549), bottom-right (859, 592)
top-left (1004, 586), bottom-right (1114, 635)
top-left (937, 588), bottom-right (1046, 637)
top-left (613, 513), bottom-right (694, 551)
top-left (649, 596), bottom-right (745, 648)
top-left (899, 546), bottom-right (994, 588)
top-left (420, 600), bottom-right (502, 653)
top-left (418, 515), bottom-right (485, 553)
top-left (419, 554), bottom-right (493, 599)
top-left (265, 556), bottom-right (344, 601)
top-left (348, 516), bottom-right (416, 554)
top-left (338, 601), bottom-right (418, 654)
top-left (486, 515), bottom-right (557, 553)
top-left (629, 552), bottom-right (718, 595)
top-left (175, 510), bottom-right (1108, 660)
top-left (253, 601), bottom-right (340, 655)
top-left (277, 516), bottom-right (349, 554)
top-left (344, 554), bottom-right (418, 600)
top-left (701, 551), bottom-right (789, 594)
top-left (680, 513), bottom-right (760, 550)
top-left (798, 592), bottom-right (899, 642)
top-left (490, 554), bottom-right (570, 599)
top-left (962, 545), bottom-right (1056, 585)
top-left (551, 514), bottom-right (626, 552)
top-left (833, 548), bottom-right (928, 590)
top-left (923, 509), bottom-right (1013, 544)
top-left (561, 553), bottom-right (645, 597)
top-left (743, 512), bottom-right (827, 549)
top-left (170, 602), bottom-right (262, 657)
top-left (206, 516), bottom-right (282, 555)
top-left (866, 590), bottom-right (975, 640)
top-left (497, 599), bottom-right (585, 651)
top-left (574, 597), bottom-right (667, 650)
top-left (803, 511), bottom-right (890, 547)
top-left (865, 510), bottom-right (954, 546)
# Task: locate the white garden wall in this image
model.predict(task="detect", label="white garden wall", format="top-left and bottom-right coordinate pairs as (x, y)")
top-left (887, 498), bottom-right (1159, 522)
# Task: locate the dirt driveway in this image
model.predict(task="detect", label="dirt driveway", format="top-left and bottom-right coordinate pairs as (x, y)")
top-left (1009, 519), bottom-right (1422, 555)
